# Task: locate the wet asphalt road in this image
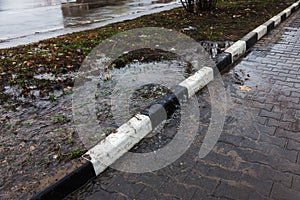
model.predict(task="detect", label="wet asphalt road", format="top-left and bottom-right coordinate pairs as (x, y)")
top-left (0, 0), bottom-right (178, 45)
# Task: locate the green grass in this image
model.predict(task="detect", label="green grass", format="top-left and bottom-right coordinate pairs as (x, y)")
top-left (68, 149), bottom-right (87, 159)
top-left (52, 115), bottom-right (66, 123)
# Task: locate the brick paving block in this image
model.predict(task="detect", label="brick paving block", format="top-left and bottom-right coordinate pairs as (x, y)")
top-left (286, 60), bottom-right (300, 65)
top-left (252, 102), bottom-right (275, 112)
top-left (218, 142), bottom-right (299, 174)
top-left (85, 189), bottom-right (120, 200)
top-left (271, 75), bottom-right (288, 82)
top-left (183, 170), bottom-right (219, 194)
top-left (282, 113), bottom-right (297, 122)
top-left (284, 102), bottom-right (300, 110)
top-left (256, 116), bottom-right (269, 126)
top-left (267, 118), bottom-right (281, 128)
top-left (158, 180), bottom-right (198, 200)
top-left (239, 139), bottom-right (298, 163)
top-left (135, 186), bottom-right (160, 200)
top-left (245, 163), bottom-right (293, 188)
top-left (281, 67), bottom-right (298, 73)
top-left (286, 54), bottom-right (300, 59)
top-left (193, 189), bottom-right (233, 200)
top-left (261, 58), bottom-right (278, 65)
top-left (253, 121), bottom-right (278, 134)
top-left (267, 118), bottom-right (295, 130)
top-left (291, 91), bottom-right (300, 98)
top-left (275, 62), bottom-right (295, 67)
top-left (191, 189), bottom-right (218, 200)
top-left (218, 133), bottom-right (244, 148)
top-left (275, 81), bottom-right (295, 88)
top-left (262, 70), bottom-right (280, 76)
top-left (271, 183), bottom-right (300, 200)
top-left (114, 196), bottom-right (128, 200)
top-left (156, 161), bottom-right (194, 183)
top-left (265, 54), bottom-right (282, 60)
top-left (292, 175), bottom-right (300, 191)
top-left (287, 140), bottom-right (300, 151)
top-left (258, 133), bottom-right (286, 147)
top-left (276, 128), bottom-right (300, 142)
top-left (213, 181), bottom-right (269, 200)
top-left (278, 95), bottom-right (299, 104)
top-left (296, 110), bottom-right (300, 119)
top-left (106, 176), bottom-right (145, 199)
top-left (202, 150), bottom-right (236, 169)
top-left (239, 173), bottom-right (273, 197)
top-left (175, 150), bottom-right (200, 168)
top-left (270, 49), bottom-right (287, 54)
top-left (295, 83), bottom-right (300, 88)
top-left (272, 104), bottom-right (297, 115)
top-left (278, 72), bottom-right (297, 79)
top-left (222, 126), bottom-right (260, 140)
top-left (259, 109), bottom-right (282, 120)
top-left (195, 159), bottom-right (243, 182)
top-left (125, 172), bottom-right (168, 189)
top-left (280, 86), bottom-right (297, 96)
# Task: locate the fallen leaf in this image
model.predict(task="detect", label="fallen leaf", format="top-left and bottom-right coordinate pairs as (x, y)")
top-left (29, 146), bottom-right (35, 151)
top-left (63, 86), bottom-right (72, 92)
top-left (25, 61), bottom-right (33, 66)
top-left (104, 74), bottom-right (111, 81)
top-left (239, 85), bottom-right (252, 92)
top-left (112, 129), bottom-right (118, 133)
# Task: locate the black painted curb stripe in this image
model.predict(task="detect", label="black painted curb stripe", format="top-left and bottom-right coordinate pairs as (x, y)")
top-left (216, 52), bottom-right (232, 72)
top-left (31, 162), bottom-right (96, 200)
top-left (281, 12), bottom-right (287, 21)
top-left (263, 20), bottom-right (275, 33)
top-left (30, 1), bottom-right (300, 199)
top-left (241, 32), bottom-right (258, 50)
top-left (141, 85), bottom-right (188, 129)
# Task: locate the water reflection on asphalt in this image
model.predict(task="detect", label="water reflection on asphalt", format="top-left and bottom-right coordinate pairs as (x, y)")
top-left (0, 0), bottom-right (178, 41)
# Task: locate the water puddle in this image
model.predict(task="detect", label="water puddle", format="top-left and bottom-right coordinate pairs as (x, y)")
top-left (70, 49), bottom-right (197, 148)
top-left (33, 72), bottom-right (77, 81)
top-left (4, 85), bottom-right (21, 97)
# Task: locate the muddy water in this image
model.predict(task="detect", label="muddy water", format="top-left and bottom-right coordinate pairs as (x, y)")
top-left (0, 54), bottom-right (195, 199)
top-left (0, 0), bottom-right (180, 48)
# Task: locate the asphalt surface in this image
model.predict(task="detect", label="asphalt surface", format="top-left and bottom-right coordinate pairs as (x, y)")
top-left (0, 0), bottom-right (179, 48)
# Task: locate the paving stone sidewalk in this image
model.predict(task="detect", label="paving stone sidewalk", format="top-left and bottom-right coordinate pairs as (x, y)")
top-left (66, 10), bottom-right (300, 200)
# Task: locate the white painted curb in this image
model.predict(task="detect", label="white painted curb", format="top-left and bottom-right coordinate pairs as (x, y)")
top-left (179, 67), bottom-right (214, 98)
top-left (225, 40), bottom-right (246, 62)
top-left (270, 15), bottom-right (281, 27)
top-left (86, 114), bottom-right (152, 175)
top-left (252, 25), bottom-right (268, 40)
